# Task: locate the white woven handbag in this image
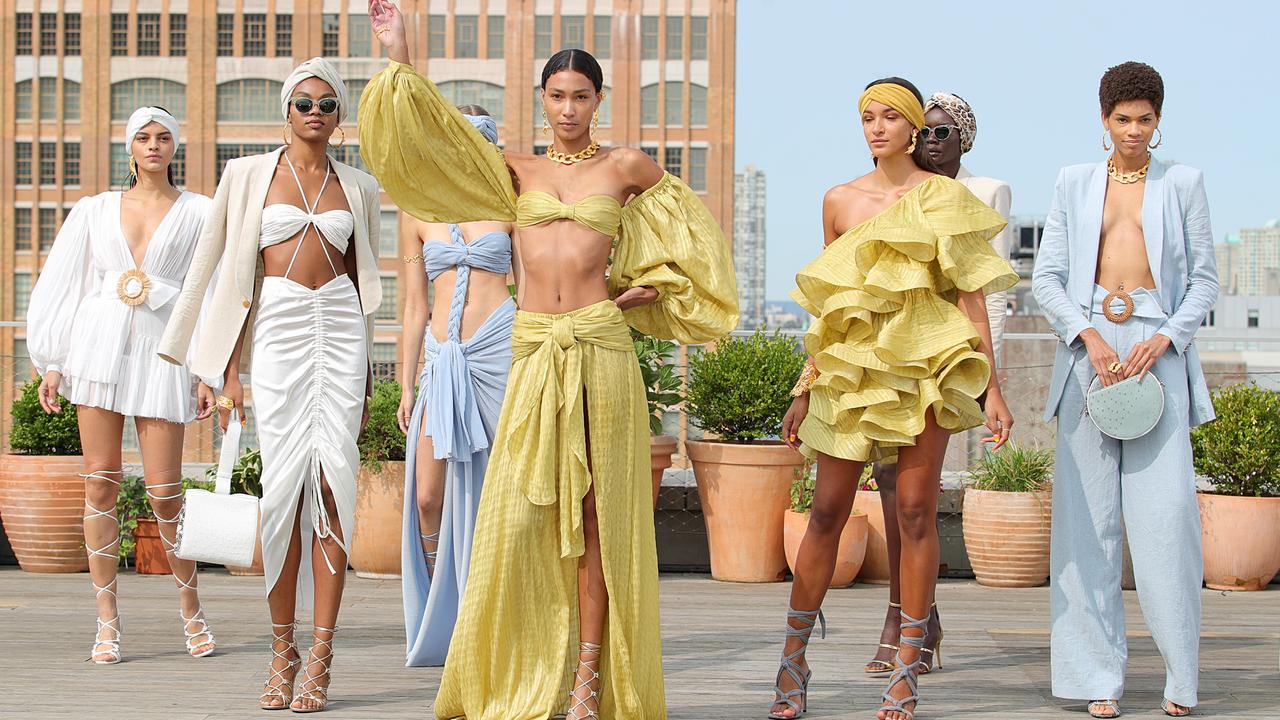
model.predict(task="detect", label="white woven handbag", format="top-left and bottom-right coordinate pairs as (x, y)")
top-left (175, 410), bottom-right (260, 567)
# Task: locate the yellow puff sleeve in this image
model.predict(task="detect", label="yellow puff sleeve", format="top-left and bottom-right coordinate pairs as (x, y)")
top-left (612, 173), bottom-right (740, 344)
top-left (358, 61), bottom-right (517, 223)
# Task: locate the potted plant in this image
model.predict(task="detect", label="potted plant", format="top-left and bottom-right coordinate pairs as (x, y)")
top-left (684, 330), bottom-right (806, 582)
top-left (1191, 383), bottom-right (1280, 591)
top-left (961, 443), bottom-right (1054, 588)
top-left (852, 468), bottom-right (892, 584)
top-left (117, 475), bottom-right (212, 575)
top-left (204, 446), bottom-right (264, 575)
top-left (783, 460), bottom-right (870, 587)
top-left (634, 330), bottom-right (683, 507)
top-left (0, 379), bottom-right (86, 572)
top-left (350, 379), bottom-right (408, 579)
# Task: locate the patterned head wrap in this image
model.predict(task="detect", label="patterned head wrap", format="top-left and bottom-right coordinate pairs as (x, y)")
top-left (125, 107), bottom-right (181, 149)
top-left (464, 114), bottom-right (499, 144)
top-left (281, 57), bottom-right (349, 124)
top-left (924, 92), bottom-right (977, 153)
top-left (858, 83), bottom-right (925, 130)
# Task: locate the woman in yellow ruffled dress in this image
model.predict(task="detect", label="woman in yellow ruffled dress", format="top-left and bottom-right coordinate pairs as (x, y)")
top-left (362, 3), bottom-right (737, 718)
top-left (768, 78), bottom-right (1017, 720)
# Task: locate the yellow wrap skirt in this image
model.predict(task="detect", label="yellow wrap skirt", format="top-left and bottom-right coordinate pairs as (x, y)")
top-left (435, 300), bottom-right (666, 720)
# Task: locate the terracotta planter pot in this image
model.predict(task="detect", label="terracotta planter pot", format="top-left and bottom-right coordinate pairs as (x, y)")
top-left (650, 435), bottom-right (677, 508)
top-left (350, 461), bottom-right (406, 579)
top-left (132, 517), bottom-right (171, 575)
top-left (0, 455), bottom-right (89, 573)
top-left (852, 491), bottom-right (891, 584)
top-left (1198, 493), bottom-right (1280, 591)
top-left (783, 510), bottom-right (870, 588)
top-left (226, 526), bottom-right (265, 576)
top-left (962, 489), bottom-right (1052, 588)
top-left (687, 440), bottom-right (801, 583)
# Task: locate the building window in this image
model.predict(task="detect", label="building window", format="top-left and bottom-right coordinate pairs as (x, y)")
top-left (664, 81), bottom-right (684, 126)
top-left (64, 143), bottom-right (81, 186)
top-left (454, 15), bottom-right (478, 58)
top-left (377, 276), bottom-right (398, 320)
top-left (688, 147), bottom-right (707, 191)
top-left (380, 210), bottom-right (400, 256)
top-left (16, 80), bottom-right (33, 120)
top-left (64, 81), bottom-right (81, 121)
top-left (641, 146), bottom-right (658, 163)
top-left (171, 146), bottom-right (187, 186)
top-left (372, 342), bottom-right (398, 381)
top-left (597, 86), bottom-right (613, 126)
top-left (534, 16), bottom-right (552, 58)
top-left (486, 16), bottom-right (505, 59)
top-left (322, 14), bottom-right (340, 56)
top-left (561, 16), bottom-right (585, 48)
top-left (592, 16), bottom-right (612, 59)
top-left (691, 16), bottom-right (709, 60)
top-left (1204, 310), bottom-right (1215, 327)
top-left (217, 14), bottom-right (234, 56)
top-left (428, 15), bottom-right (446, 58)
top-left (64, 13), bottom-right (81, 56)
top-left (14, 339), bottom-right (30, 385)
top-left (349, 14), bottom-right (373, 57)
top-left (15, 142), bottom-right (32, 185)
top-left (665, 16), bottom-right (684, 60)
top-left (39, 80), bottom-right (57, 121)
top-left (138, 14), bottom-right (161, 56)
top-left (276, 14), bottom-right (293, 57)
top-left (38, 208), bottom-right (58, 250)
top-left (1248, 309), bottom-right (1260, 328)
top-left (17, 13), bottom-right (33, 55)
top-left (641, 16), bottom-right (659, 60)
top-left (243, 14), bottom-right (267, 56)
top-left (39, 143), bottom-right (57, 185)
top-left (217, 79), bottom-right (285, 122)
top-left (111, 78), bottom-right (188, 121)
top-left (40, 13), bottom-right (58, 55)
top-left (327, 145), bottom-right (367, 173)
top-left (438, 80), bottom-right (505, 125)
top-left (690, 84), bottom-right (708, 126)
top-left (640, 84), bottom-right (659, 126)
top-left (169, 14), bottom-right (187, 56)
top-left (15, 208), bottom-right (32, 251)
top-left (14, 274), bottom-right (33, 321)
top-left (215, 144), bottom-right (273, 183)
top-left (664, 146), bottom-right (683, 178)
top-left (346, 78), bottom-right (368, 122)
top-left (112, 14), bottom-right (130, 55)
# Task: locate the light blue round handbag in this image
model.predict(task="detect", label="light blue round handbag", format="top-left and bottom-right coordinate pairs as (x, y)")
top-left (1085, 374), bottom-right (1165, 440)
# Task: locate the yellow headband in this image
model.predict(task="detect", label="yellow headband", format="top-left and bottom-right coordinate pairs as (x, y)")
top-left (858, 83), bottom-right (925, 130)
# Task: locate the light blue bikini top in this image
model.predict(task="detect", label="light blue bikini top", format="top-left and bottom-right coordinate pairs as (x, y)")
top-left (422, 224), bottom-right (512, 342)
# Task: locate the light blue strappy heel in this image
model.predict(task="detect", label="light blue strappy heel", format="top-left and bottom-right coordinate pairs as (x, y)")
top-left (878, 610), bottom-right (928, 720)
top-left (768, 607), bottom-right (826, 719)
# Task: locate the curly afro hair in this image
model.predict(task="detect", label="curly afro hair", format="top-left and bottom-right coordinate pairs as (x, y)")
top-left (1099, 61), bottom-right (1164, 116)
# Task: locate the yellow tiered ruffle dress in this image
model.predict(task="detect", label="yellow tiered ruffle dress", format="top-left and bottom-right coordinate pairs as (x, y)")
top-left (793, 175), bottom-right (1018, 463)
top-left (359, 61), bottom-right (738, 720)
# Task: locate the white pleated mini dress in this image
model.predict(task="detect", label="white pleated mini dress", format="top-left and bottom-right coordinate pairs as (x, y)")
top-left (26, 191), bottom-right (212, 423)
top-left (251, 162), bottom-right (366, 610)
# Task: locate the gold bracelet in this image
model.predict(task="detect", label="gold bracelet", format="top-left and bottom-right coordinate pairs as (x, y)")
top-left (790, 360), bottom-right (819, 397)
top-left (215, 395), bottom-right (235, 410)
top-left (403, 253), bottom-right (424, 264)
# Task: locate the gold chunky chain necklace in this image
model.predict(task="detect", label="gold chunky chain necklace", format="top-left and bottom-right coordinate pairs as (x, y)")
top-left (546, 140), bottom-right (601, 165)
top-left (1107, 155), bottom-right (1150, 184)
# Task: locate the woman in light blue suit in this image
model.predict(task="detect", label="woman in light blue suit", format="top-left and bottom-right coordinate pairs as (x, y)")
top-left (1032, 62), bottom-right (1217, 719)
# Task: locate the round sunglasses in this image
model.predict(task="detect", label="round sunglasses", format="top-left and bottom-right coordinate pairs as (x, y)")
top-left (289, 96), bottom-right (340, 115)
top-left (920, 124), bottom-right (959, 141)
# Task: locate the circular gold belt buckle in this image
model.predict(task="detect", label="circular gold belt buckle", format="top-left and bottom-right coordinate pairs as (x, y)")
top-left (116, 268), bottom-right (152, 306)
top-left (1102, 287), bottom-right (1134, 323)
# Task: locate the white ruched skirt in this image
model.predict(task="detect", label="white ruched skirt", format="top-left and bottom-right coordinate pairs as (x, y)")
top-left (251, 275), bottom-right (367, 611)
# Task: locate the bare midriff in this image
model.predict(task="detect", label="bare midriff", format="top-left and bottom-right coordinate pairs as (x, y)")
top-left (511, 221), bottom-right (614, 315)
top-left (423, 220), bottom-right (514, 343)
top-left (1095, 179), bottom-right (1156, 292)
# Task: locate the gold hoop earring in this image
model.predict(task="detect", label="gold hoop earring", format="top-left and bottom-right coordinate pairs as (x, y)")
top-left (905, 129), bottom-right (918, 155)
top-left (283, 123), bottom-right (293, 146)
top-left (542, 111), bottom-right (551, 136)
top-left (329, 126), bottom-right (346, 149)
top-left (1149, 127), bottom-right (1163, 149)
top-left (1102, 131), bottom-right (1113, 152)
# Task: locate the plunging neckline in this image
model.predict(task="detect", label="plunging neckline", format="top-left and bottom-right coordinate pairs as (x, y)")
top-left (116, 191), bottom-right (188, 269)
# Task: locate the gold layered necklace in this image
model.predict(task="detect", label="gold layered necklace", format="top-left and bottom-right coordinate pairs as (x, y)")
top-left (1107, 155), bottom-right (1150, 184)
top-left (546, 140), bottom-right (601, 165)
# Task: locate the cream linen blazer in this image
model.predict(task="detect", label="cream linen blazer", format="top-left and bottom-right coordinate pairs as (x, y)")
top-left (158, 147), bottom-right (382, 385)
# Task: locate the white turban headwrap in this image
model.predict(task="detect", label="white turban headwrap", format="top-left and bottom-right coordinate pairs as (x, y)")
top-left (281, 57), bottom-right (350, 125)
top-left (125, 107), bottom-right (181, 149)
top-left (464, 114), bottom-right (499, 144)
top-left (924, 92), bottom-right (977, 153)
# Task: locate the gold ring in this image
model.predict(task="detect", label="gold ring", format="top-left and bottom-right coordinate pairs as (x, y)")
top-left (1108, 362), bottom-right (1122, 374)
top-left (215, 396), bottom-right (235, 410)
top-left (375, 27), bottom-right (390, 35)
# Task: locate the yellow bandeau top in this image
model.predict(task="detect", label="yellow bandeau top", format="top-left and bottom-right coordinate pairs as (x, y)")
top-left (515, 191), bottom-right (623, 237)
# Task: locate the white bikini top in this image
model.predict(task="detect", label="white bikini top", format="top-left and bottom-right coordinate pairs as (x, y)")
top-left (259, 154), bottom-right (355, 279)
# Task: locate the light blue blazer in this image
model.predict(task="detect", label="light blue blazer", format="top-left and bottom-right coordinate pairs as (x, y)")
top-left (1032, 156), bottom-right (1219, 426)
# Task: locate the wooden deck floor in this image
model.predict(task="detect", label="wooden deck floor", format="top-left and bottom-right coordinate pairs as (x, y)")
top-left (0, 567), bottom-right (1276, 719)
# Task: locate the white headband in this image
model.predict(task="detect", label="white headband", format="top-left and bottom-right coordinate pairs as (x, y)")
top-left (281, 57), bottom-right (349, 125)
top-left (125, 107), bottom-right (181, 149)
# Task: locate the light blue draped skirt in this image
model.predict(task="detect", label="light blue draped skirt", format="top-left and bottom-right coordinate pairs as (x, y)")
top-left (402, 298), bottom-right (515, 666)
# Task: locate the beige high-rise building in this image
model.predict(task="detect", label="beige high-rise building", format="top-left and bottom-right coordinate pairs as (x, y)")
top-left (0, 1), bottom-right (737, 455)
top-left (1216, 223), bottom-right (1280, 296)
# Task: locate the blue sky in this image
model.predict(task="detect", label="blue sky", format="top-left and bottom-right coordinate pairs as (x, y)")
top-left (735, 0), bottom-right (1280, 300)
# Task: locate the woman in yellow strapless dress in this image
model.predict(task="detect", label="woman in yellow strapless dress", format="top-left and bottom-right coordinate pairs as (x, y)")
top-left (767, 78), bottom-right (1018, 720)
top-left (362, 3), bottom-right (737, 719)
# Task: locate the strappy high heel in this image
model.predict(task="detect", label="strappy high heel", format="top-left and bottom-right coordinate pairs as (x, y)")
top-left (420, 531), bottom-right (439, 578)
top-left (180, 608), bottom-right (217, 658)
top-left (150, 476), bottom-right (217, 658)
top-left (290, 625), bottom-right (337, 713)
top-left (865, 601), bottom-right (900, 675)
top-left (768, 607), bottom-right (826, 719)
top-left (565, 641), bottom-right (602, 719)
top-left (82, 469), bottom-right (123, 665)
top-left (260, 621), bottom-right (301, 710)
top-left (877, 610), bottom-right (928, 720)
top-left (918, 602), bottom-right (942, 674)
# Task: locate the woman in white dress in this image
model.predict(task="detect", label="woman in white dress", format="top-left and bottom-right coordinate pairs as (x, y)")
top-left (26, 107), bottom-right (218, 665)
top-left (159, 58), bottom-right (381, 713)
